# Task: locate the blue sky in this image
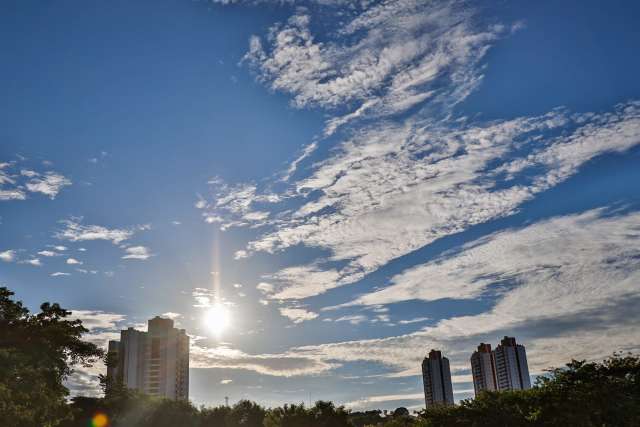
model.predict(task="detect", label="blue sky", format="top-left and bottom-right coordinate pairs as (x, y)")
top-left (1, 0), bottom-right (640, 411)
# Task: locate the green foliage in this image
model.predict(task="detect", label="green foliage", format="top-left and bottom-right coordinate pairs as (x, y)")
top-left (226, 400), bottom-right (266, 427)
top-left (3, 287), bottom-right (639, 427)
top-left (349, 410), bottom-right (384, 427)
top-left (264, 400), bottom-right (350, 427)
top-left (200, 404), bottom-right (232, 426)
top-left (0, 287), bottom-right (103, 427)
top-left (420, 353), bottom-right (640, 427)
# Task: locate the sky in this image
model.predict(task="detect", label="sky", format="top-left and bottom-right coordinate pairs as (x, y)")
top-left (1, 0), bottom-right (640, 412)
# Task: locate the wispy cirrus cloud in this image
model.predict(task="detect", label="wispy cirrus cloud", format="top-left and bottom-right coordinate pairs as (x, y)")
top-left (55, 218), bottom-right (147, 244)
top-left (219, 103), bottom-right (640, 301)
top-left (122, 245), bottom-right (153, 260)
top-left (24, 172), bottom-right (72, 199)
top-left (278, 306), bottom-right (319, 324)
top-left (243, 1), bottom-right (505, 128)
top-left (188, 1), bottom-right (640, 396)
top-left (37, 250), bottom-right (60, 257)
top-left (0, 161), bottom-right (71, 200)
top-left (344, 393), bottom-right (424, 410)
top-left (191, 208), bottom-right (640, 387)
top-left (190, 341), bottom-right (337, 377)
top-left (0, 249), bottom-right (16, 262)
top-left (344, 208), bottom-right (640, 308)
top-left (51, 272), bottom-right (71, 277)
top-left (292, 208), bottom-right (640, 377)
top-left (201, 0), bottom-right (640, 306)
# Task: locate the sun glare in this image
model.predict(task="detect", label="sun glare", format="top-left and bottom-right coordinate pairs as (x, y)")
top-left (205, 304), bottom-right (230, 336)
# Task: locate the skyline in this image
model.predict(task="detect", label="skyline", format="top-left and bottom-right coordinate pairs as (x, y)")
top-left (2, 0), bottom-right (640, 412)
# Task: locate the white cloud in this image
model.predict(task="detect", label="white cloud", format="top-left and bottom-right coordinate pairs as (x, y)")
top-left (344, 393), bottom-right (424, 410)
top-left (256, 282), bottom-right (274, 294)
top-left (190, 342), bottom-right (337, 377)
top-left (186, 1), bottom-right (640, 391)
top-left (192, 287), bottom-right (217, 308)
top-left (220, 379), bottom-right (233, 385)
top-left (161, 312), bottom-right (182, 320)
top-left (1, 162), bottom-right (71, 201)
top-left (122, 246), bottom-right (153, 260)
top-left (20, 258), bottom-right (42, 267)
top-left (263, 265), bottom-right (341, 300)
top-left (55, 218), bottom-right (139, 244)
top-left (25, 172), bottom-right (71, 199)
top-left (188, 208), bottom-right (640, 386)
top-left (244, 1), bottom-right (497, 119)
top-left (51, 272), bottom-right (71, 277)
top-left (200, 182), bottom-right (280, 231)
top-left (334, 314), bottom-right (368, 325)
top-left (234, 250), bottom-right (248, 259)
top-left (37, 250), bottom-right (59, 257)
top-left (347, 208), bottom-right (640, 308)
top-left (0, 250), bottom-right (16, 262)
top-left (204, 0), bottom-right (640, 307)
top-left (230, 102), bottom-right (640, 301)
top-left (66, 258), bottom-right (82, 265)
top-left (398, 317), bottom-right (430, 325)
top-left (0, 189), bottom-right (26, 201)
top-left (279, 307), bottom-right (319, 324)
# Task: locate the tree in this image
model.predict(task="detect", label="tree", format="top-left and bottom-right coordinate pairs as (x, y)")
top-left (200, 405), bottom-right (231, 427)
top-left (349, 409), bottom-right (384, 427)
top-left (264, 402), bottom-right (312, 427)
top-left (264, 401), bottom-right (351, 427)
top-left (309, 400), bottom-right (351, 427)
top-left (225, 400), bottom-right (266, 427)
top-left (0, 287), bottom-right (103, 427)
top-left (420, 353), bottom-right (640, 427)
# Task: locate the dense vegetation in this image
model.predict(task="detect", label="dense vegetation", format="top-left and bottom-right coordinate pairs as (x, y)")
top-left (2, 287), bottom-right (639, 426)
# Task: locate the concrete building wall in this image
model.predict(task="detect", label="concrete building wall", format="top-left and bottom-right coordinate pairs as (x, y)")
top-left (106, 316), bottom-right (189, 401)
top-left (471, 343), bottom-right (498, 396)
top-left (422, 349), bottom-right (454, 408)
top-left (494, 336), bottom-right (531, 391)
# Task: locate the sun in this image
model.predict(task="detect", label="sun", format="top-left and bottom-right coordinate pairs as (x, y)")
top-left (204, 304), bottom-right (230, 336)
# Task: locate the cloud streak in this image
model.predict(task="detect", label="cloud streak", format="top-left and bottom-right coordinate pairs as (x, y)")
top-left (202, 0), bottom-right (640, 306)
top-left (0, 162), bottom-right (71, 200)
top-left (55, 218), bottom-right (147, 244)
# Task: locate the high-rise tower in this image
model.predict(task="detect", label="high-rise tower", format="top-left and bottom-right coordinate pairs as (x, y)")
top-left (422, 349), bottom-right (454, 407)
top-left (470, 343), bottom-right (497, 396)
top-left (493, 336), bottom-right (531, 391)
top-left (106, 316), bottom-right (189, 400)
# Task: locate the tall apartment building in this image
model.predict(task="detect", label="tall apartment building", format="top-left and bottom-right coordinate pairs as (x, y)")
top-left (470, 343), bottom-right (498, 396)
top-left (493, 336), bottom-right (531, 391)
top-left (106, 316), bottom-right (190, 400)
top-left (422, 349), bottom-right (454, 407)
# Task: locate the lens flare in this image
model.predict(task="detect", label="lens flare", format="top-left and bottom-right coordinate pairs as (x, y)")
top-left (91, 413), bottom-right (109, 427)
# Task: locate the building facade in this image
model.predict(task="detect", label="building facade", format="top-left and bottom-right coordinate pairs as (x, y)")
top-left (422, 349), bottom-right (454, 408)
top-left (470, 343), bottom-right (498, 396)
top-left (493, 336), bottom-right (531, 391)
top-left (107, 316), bottom-right (189, 400)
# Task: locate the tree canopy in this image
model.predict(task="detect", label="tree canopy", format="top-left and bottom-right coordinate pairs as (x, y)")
top-left (0, 287), bottom-right (103, 427)
top-left (2, 286), bottom-right (639, 427)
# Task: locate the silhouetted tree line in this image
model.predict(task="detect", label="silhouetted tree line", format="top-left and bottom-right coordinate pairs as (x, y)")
top-left (2, 286), bottom-right (639, 426)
